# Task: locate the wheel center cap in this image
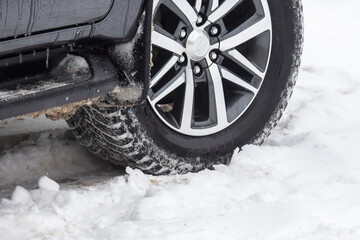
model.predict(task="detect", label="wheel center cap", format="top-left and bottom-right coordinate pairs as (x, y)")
top-left (186, 29), bottom-right (210, 61)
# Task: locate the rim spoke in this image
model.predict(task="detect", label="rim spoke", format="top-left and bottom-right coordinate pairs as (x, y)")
top-left (151, 72), bottom-right (185, 105)
top-left (195, 0), bottom-right (202, 12)
top-left (204, 0), bottom-right (240, 27)
top-left (221, 68), bottom-right (258, 94)
top-left (152, 30), bottom-right (184, 56)
top-left (151, 56), bottom-right (179, 88)
top-left (153, 0), bottom-right (160, 14)
top-left (211, 0), bottom-right (219, 11)
top-left (180, 66), bottom-right (195, 131)
top-left (209, 64), bottom-right (228, 126)
top-left (228, 49), bottom-right (265, 78)
top-left (171, 0), bottom-right (198, 24)
top-left (220, 16), bottom-right (271, 52)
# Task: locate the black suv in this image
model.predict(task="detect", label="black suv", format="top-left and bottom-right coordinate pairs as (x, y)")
top-left (0, 0), bottom-right (303, 175)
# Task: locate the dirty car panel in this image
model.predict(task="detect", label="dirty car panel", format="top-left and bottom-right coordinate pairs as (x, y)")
top-left (0, 0), bottom-right (151, 120)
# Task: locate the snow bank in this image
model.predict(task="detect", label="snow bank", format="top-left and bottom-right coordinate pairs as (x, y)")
top-left (0, 130), bottom-right (112, 187)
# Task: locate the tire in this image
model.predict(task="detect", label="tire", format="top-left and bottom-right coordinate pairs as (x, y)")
top-left (67, 0), bottom-right (303, 175)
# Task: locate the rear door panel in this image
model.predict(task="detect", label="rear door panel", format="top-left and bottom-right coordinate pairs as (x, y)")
top-left (0, 0), bottom-right (113, 39)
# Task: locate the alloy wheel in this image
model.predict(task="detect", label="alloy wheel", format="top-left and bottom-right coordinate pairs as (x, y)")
top-left (149, 0), bottom-right (272, 136)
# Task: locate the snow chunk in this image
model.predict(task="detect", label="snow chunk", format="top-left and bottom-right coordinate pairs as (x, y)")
top-left (10, 186), bottom-right (32, 204)
top-left (38, 176), bottom-right (60, 192)
top-left (126, 167), bottom-right (150, 196)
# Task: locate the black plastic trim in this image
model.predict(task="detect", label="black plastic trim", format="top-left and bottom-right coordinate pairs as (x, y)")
top-left (140, 0), bottom-right (153, 101)
top-left (0, 53), bottom-right (119, 120)
top-left (0, 26), bottom-right (92, 57)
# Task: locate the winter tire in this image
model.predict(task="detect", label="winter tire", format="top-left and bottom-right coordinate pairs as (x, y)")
top-left (68, 0), bottom-right (304, 175)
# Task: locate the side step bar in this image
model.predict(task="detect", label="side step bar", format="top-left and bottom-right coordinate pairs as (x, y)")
top-left (0, 53), bottom-right (120, 120)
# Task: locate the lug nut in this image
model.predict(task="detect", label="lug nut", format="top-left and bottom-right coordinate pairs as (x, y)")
top-left (210, 51), bottom-right (218, 61)
top-left (179, 29), bottom-right (187, 39)
top-left (197, 15), bottom-right (203, 24)
top-left (178, 55), bottom-right (186, 63)
top-left (210, 26), bottom-right (219, 36)
top-left (193, 65), bottom-right (201, 75)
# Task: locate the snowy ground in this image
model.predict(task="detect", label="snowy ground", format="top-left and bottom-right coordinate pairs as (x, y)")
top-left (1, 0), bottom-right (360, 239)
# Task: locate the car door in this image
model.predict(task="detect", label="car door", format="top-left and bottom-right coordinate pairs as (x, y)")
top-left (0, 0), bottom-right (113, 39)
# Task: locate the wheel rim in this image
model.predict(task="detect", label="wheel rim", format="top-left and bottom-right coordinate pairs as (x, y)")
top-left (149, 0), bottom-right (272, 136)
